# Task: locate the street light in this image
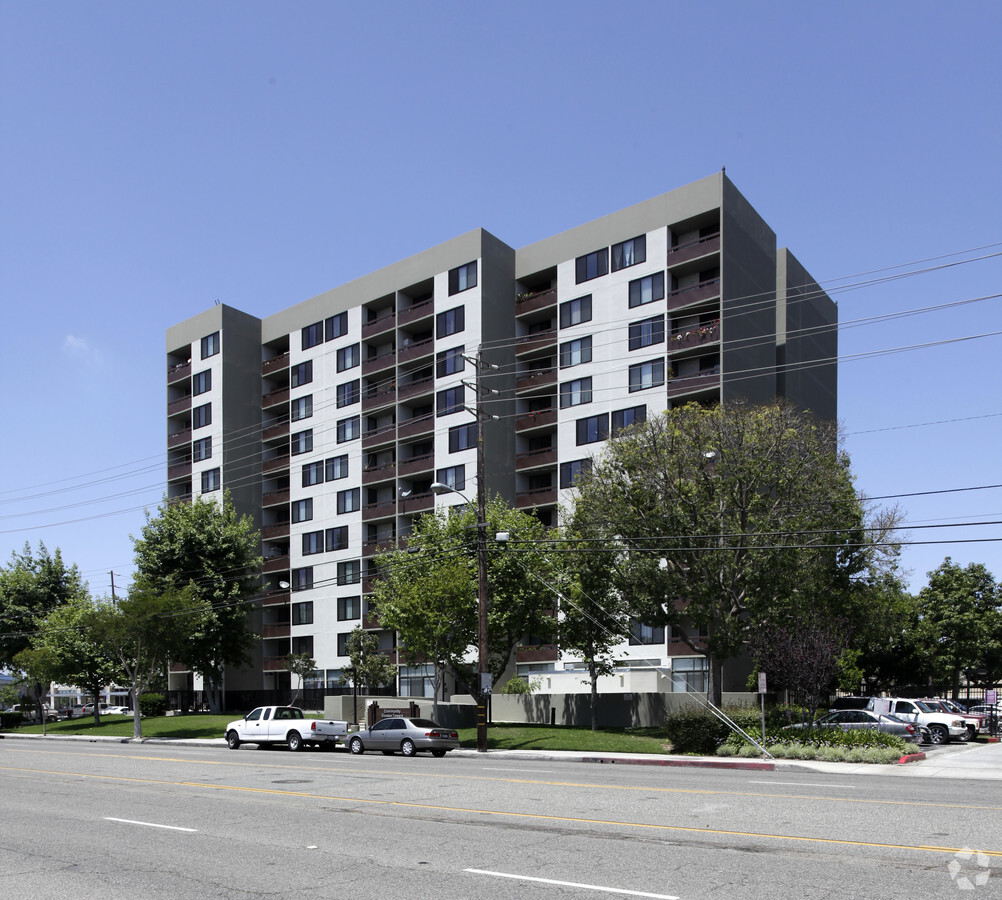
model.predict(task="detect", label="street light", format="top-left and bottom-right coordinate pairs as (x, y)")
top-left (430, 480), bottom-right (490, 752)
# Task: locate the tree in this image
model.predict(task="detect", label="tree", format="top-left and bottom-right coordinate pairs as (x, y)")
top-left (339, 626), bottom-right (398, 722)
top-left (11, 645), bottom-right (60, 735)
top-left (93, 579), bottom-right (207, 738)
top-left (572, 402), bottom-right (889, 706)
top-left (285, 652), bottom-right (317, 707)
top-left (132, 493), bottom-right (261, 712)
top-left (917, 558), bottom-right (1001, 700)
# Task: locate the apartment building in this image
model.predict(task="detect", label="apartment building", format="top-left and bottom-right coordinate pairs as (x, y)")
top-left (164, 172), bottom-right (836, 697)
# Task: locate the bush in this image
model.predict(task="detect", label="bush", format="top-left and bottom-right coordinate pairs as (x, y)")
top-left (738, 744), bottom-right (762, 758)
top-left (663, 708), bottom-right (727, 755)
top-left (715, 744), bottom-right (736, 757)
top-left (139, 693), bottom-right (166, 717)
top-left (818, 745), bottom-right (849, 762)
top-left (0, 711), bottom-right (24, 729)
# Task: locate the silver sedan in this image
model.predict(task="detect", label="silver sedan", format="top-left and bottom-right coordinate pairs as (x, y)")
top-left (347, 717), bottom-right (460, 757)
top-left (787, 710), bottom-right (927, 743)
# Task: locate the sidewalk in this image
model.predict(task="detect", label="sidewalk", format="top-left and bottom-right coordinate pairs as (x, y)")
top-left (4, 731), bottom-right (1002, 779)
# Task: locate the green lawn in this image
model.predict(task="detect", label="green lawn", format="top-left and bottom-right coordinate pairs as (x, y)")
top-left (7, 715), bottom-right (673, 753)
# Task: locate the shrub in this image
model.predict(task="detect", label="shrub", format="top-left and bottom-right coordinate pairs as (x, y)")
top-left (663, 709), bottom-right (727, 755)
top-left (139, 693), bottom-right (166, 717)
top-left (818, 745), bottom-right (849, 762)
top-left (738, 744), bottom-right (762, 758)
top-left (845, 747), bottom-right (867, 763)
top-left (716, 744), bottom-right (736, 757)
top-left (0, 711), bottom-right (24, 729)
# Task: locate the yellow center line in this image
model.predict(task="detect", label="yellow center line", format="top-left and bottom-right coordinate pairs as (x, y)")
top-left (2, 762), bottom-right (1000, 859)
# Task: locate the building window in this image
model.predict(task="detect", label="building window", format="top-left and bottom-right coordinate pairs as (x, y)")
top-left (628, 314), bottom-right (665, 351)
top-left (302, 321), bottom-right (323, 350)
top-left (337, 560), bottom-right (361, 586)
top-left (291, 395), bottom-right (313, 421)
top-left (200, 332), bottom-right (219, 359)
top-left (302, 530), bottom-right (324, 555)
top-left (200, 468), bottom-right (221, 493)
top-left (337, 344), bottom-right (360, 372)
top-left (325, 454), bottom-right (349, 481)
top-left (337, 633), bottom-right (350, 657)
top-left (436, 306), bottom-right (465, 339)
top-left (400, 663), bottom-right (434, 698)
top-left (337, 488), bottom-right (361, 514)
top-left (326, 526), bottom-right (348, 552)
top-left (192, 369), bottom-right (211, 396)
top-left (436, 465), bottom-right (465, 492)
top-left (628, 272), bottom-right (665, 308)
top-left (292, 636), bottom-right (314, 656)
top-left (337, 379), bottom-right (360, 408)
top-left (292, 601), bottom-right (313, 626)
top-left (292, 498), bottom-right (313, 523)
top-left (436, 346), bottom-right (465, 377)
top-left (449, 422), bottom-right (476, 453)
top-left (559, 377), bottom-right (592, 409)
top-left (337, 595), bottom-right (360, 621)
top-left (302, 461), bottom-right (324, 487)
top-left (192, 436), bottom-right (211, 462)
top-left (325, 311), bottom-right (348, 341)
top-left (612, 404), bottom-right (646, 434)
top-left (629, 620), bottom-right (665, 645)
top-left (576, 413), bottom-right (609, 446)
top-left (448, 261), bottom-right (477, 295)
top-left (612, 234), bottom-right (646, 272)
top-left (672, 657), bottom-right (709, 693)
top-left (291, 429), bottom-right (313, 455)
top-left (559, 295), bottom-right (592, 329)
top-left (575, 248), bottom-right (608, 284)
top-left (629, 359), bottom-right (665, 392)
top-left (192, 403), bottom-right (211, 429)
top-left (291, 360), bottom-right (313, 387)
top-left (559, 336), bottom-right (592, 368)
top-left (560, 458), bottom-right (592, 489)
top-left (337, 416), bottom-right (360, 443)
top-left (437, 385), bottom-right (465, 417)
top-left (291, 567), bottom-right (313, 592)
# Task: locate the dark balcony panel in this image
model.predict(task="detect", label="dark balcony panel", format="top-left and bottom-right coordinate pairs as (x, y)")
top-left (397, 297), bottom-right (434, 327)
top-left (516, 486), bottom-right (558, 509)
top-left (261, 590), bottom-right (290, 608)
top-left (515, 330), bottom-right (558, 356)
top-left (516, 448), bottom-right (557, 470)
top-left (262, 522), bottom-right (290, 540)
top-left (516, 368), bottom-right (557, 393)
top-left (167, 395), bottom-right (192, 416)
top-left (666, 279), bottom-right (721, 313)
top-left (362, 500), bottom-right (397, 522)
top-left (667, 232), bottom-right (721, 268)
top-left (397, 337), bottom-right (434, 365)
top-left (515, 287), bottom-right (557, 317)
top-left (167, 428), bottom-right (192, 449)
top-left (398, 452), bottom-right (434, 477)
top-left (667, 321), bottom-right (720, 354)
top-left (363, 462), bottom-right (397, 485)
top-left (262, 387), bottom-right (290, 409)
top-left (262, 420), bottom-right (290, 441)
top-left (167, 361), bottom-right (191, 384)
top-left (397, 414), bottom-right (435, 440)
top-left (262, 623), bottom-right (291, 639)
top-left (397, 375), bottom-right (434, 402)
top-left (263, 555), bottom-right (290, 573)
top-left (262, 455), bottom-right (290, 475)
top-left (362, 349), bottom-right (396, 376)
top-left (169, 662), bottom-right (190, 674)
top-left (167, 461), bottom-right (192, 481)
top-left (363, 539), bottom-right (397, 557)
top-left (262, 352), bottom-right (290, 375)
top-left (515, 408), bottom-right (557, 431)
top-left (515, 645), bottom-right (559, 663)
top-left (362, 423), bottom-right (396, 449)
top-left (363, 385), bottom-right (396, 410)
top-left (263, 655), bottom-right (291, 672)
top-left (262, 489), bottom-right (290, 507)
top-left (667, 368), bottom-right (721, 399)
top-left (400, 491), bottom-right (435, 515)
top-left (362, 309), bottom-right (396, 338)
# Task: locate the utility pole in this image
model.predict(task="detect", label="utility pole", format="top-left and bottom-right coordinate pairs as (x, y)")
top-left (474, 349), bottom-right (490, 753)
top-left (110, 571), bottom-right (120, 606)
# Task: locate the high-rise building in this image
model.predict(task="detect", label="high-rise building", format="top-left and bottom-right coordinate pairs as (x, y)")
top-left (164, 172), bottom-right (836, 697)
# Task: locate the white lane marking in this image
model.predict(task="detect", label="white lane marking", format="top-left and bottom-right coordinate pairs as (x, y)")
top-left (105, 817), bottom-right (197, 832)
top-left (748, 781), bottom-right (857, 788)
top-left (477, 767), bottom-right (553, 773)
top-left (465, 868), bottom-right (679, 898)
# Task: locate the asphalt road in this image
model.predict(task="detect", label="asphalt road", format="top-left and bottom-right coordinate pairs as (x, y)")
top-left (1, 740), bottom-right (999, 899)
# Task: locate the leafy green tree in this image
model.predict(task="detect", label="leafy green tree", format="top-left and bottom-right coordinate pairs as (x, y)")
top-left (917, 558), bottom-right (1001, 700)
top-left (339, 626), bottom-right (398, 723)
top-left (285, 651), bottom-right (317, 707)
top-left (93, 580), bottom-right (207, 738)
top-left (572, 402), bottom-right (891, 706)
top-left (11, 644), bottom-right (60, 734)
top-left (132, 493), bottom-right (261, 712)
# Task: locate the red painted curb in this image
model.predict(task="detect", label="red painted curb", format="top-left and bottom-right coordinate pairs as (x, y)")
top-left (898, 752), bottom-right (926, 764)
top-left (581, 756), bottom-right (775, 770)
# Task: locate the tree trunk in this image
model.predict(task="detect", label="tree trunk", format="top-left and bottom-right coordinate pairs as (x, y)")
top-left (708, 655), bottom-right (724, 708)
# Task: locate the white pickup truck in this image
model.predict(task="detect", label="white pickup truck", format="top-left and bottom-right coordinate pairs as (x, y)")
top-left (868, 698), bottom-right (968, 745)
top-left (224, 706), bottom-right (348, 752)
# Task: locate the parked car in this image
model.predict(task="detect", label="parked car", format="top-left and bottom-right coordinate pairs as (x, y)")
top-left (867, 698), bottom-right (967, 744)
top-left (785, 710), bottom-right (927, 744)
top-left (347, 717), bottom-right (460, 757)
top-left (10, 704), bottom-right (59, 723)
top-left (920, 698), bottom-right (984, 741)
top-left (224, 706), bottom-right (348, 751)
top-left (81, 703), bottom-right (110, 715)
top-left (105, 706), bottom-right (133, 716)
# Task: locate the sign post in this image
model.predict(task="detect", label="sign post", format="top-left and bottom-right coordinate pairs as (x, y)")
top-left (758, 672), bottom-right (768, 754)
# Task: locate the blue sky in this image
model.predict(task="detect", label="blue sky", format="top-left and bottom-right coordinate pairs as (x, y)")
top-left (1, 1), bottom-right (999, 598)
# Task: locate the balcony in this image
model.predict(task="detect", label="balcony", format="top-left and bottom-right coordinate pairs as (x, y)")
top-left (398, 337), bottom-right (434, 365)
top-left (262, 489), bottom-right (290, 507)
top-left (362, 309), bottom-right (396, 339)
top-left (263, 655), bottom-right (290, 672)
top-left (398, 375), bottom-right (434, 402)
top-left (263, 554), bottom-right (290, 573)
top-left (262, 454), bottom-right (290, 475)
top-left (362, 421), bottom-right (396, 448)
top-left (262, 419), bottom-right (290, 441)
top-left (516, 485), bottom-right (558, 509)
top-left (399, 491), bottom-right (435, 515)
top-left (397, 297), bottom-right (434, 327)
top-left (516, 448), bottom-right (557, 471)
top-left (398, 452), bottom-right (434, 478)
top-left (167, 395), bottom-right (192, 416)
top-left (515, 329), bottom-right (557, 356)
top-left (363, 461), bottom-right (397, 485)
top-left (667, 278), bottom-right (720, 313)
top-left (515, 645), bottom-right (559, 663)
top-left (515, 287), bottom-right (557, 317)
top-left (363, 384), bottom-right (396, 410)
top-left (667, 231), bottom-right (720, 268)
top-left (262, 387), bottom-right (290, 409)
top-left (516, 367), bottom-right (556, 393)
top-left (515, 408), bottom-right (557, 432)
top-left (167, 461), bottom-right (192, 482)
top-left (363, 538), bottom-right (398, 557)
top-left (667, 367), bottom-right (721, 399)
top-left (261, 589), bottom-right (290, 608)
top-left (262, 522), bottom-right (290, 540)
top-left (362, 348), bottom-right (396, 377)
top-left (362, 498), bottom-right (397, 522)
top-left (167, 361), bottom-right (191, 384)
top-left (262, 623), bottom-right (291, 639)
top-left (667, 320), bottom-right (720, 355)
top-left (167, 428), bottom-right (192, 449)
top-left (262, 352), bottom-right (290, 375)
top-left (397, 413), bottom-right (435, 440)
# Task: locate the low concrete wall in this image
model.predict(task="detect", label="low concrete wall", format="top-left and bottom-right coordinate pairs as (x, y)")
top-left (323, 695), bottom-right (477, 729)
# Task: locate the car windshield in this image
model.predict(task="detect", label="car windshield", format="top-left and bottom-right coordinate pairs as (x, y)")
top-left (914, 701), bottom-right (939, 713)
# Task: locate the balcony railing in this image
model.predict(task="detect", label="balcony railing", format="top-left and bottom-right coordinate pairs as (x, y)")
top-left (667, 321), bottom-right (720, 353)
top-left (667, 278), bottom-right (720, 313)
top-left (515, 287), bottom-right (557, 316)
top-left (363, 461), bottom-right (397, 485)
top-left (262, 623), bottom-right (291, 639)
top-left (362, 349), bottom-right (396, 376)
top-left (167, 361), bottom-right (191, 384)
top-left (516, 485), bottom-right (558, 508)
top-left (515, 329), bottom-right (557, 355)
top-left (262, 420), bottom-right (290, 441)
top-left (262, 489), bottom-right (290, 507)
top-left (516, 447), bottom-right (557, 470)
top-left (261, 589), bottom-right (290, 608)
top-left (398, 375), bottom-right (434, 402)
top-left (362, 422), bottom-right (396, 448)
top-left (399, 491), bottom-right (435, 515)
top-left (167, 429), bottom-right (192, 449)
top-left (263, 555), bottom-right (290, 573)
top-left (666, 367), bottom-right (721, 398)
top-left (361, 309), bottom-right (396, 338)
top-left (516, 367), bottom-right (557, 393)
top-left (167, 395), bottom-right (192, 416)
top-left (262, 522), bottom-right (290, 540)
top-left (363, 384), bottom-right (396, 409)
top-left (515, 408), bottom-right (557, 431)
top-left (362, 499), bottom-right (397, 521)
top-left (262, 455), bottom-right (290, 475)
top-left (398, 337), bottom-right (434, 365)
top-left (262, 387), bottom-right (290, 409)
top-left (666, 231), bottom-right (720, 267)
top-left (397, 413), bottom-right (435, 440)
top-left (515, 645), bottom-right (559, 663)
top-left (397, 297), bottom-right (434, 327)
top-left (167, 461), bottom-right (192, 481)
top-left (262, 352), bottom-right (290, 375)
top-left (398, 452), bottom-right (434, 477)
top-left (263, 655), bottom-right (291, 672)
